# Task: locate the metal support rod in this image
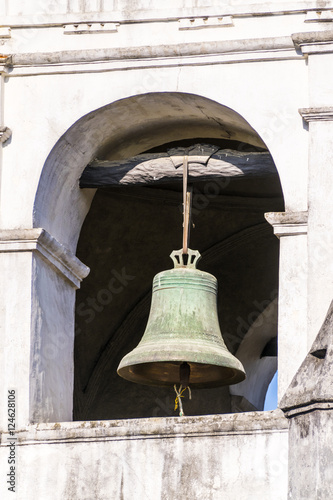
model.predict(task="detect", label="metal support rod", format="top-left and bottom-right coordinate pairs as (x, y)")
top-left (182, 155), bottom-right (193, 255)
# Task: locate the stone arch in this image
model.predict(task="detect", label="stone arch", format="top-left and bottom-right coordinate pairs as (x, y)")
top-left (32, 91), bottom-right (284, 422)
top-left (33, 92), bottom-right (267, 252)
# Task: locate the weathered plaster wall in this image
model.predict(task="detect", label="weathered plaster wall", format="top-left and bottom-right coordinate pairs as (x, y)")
top-left (0, 251), bottom-right (33, 429)
top-left (1, 0), bottom-right (332, 21)
top-left (0, 229), bottom-right (89, 429)
top-left (0, 411), bottom-right (288, 500)
top-left (1, 60), bottom-right (308, 246)
top-left (2, 3), bottom-right (333, 499)
top-left (30, 253), bottom-right (77, 424)
top-left (287, 411), bottom-right (333, 499)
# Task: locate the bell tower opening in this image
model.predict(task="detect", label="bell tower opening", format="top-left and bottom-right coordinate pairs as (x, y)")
top-left (74, 136), bottom-right (283, 420)
top-left (57, 92), bottom-right (285, 421)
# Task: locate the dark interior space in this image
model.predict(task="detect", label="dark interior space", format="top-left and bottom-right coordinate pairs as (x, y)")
top-left (74, 138), bottom-right (284, 420)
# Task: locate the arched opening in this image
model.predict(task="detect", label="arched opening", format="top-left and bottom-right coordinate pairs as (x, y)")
top-left (34, 92), bottom-right (267, 251)
top-left (50, 93), bottom-right (286, 420)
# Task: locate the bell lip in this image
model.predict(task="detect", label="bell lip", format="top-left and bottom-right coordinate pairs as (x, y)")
top-left (117, 341), bottom-right (245, 373)
top-left (117, 360), bottom-right (245, 388)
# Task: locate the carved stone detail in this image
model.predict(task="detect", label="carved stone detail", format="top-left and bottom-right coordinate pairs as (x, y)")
top-left (0, 228), bottom-right (89, 288)
top-left (265, 211), bottom-right (308, 237)
top-left (299, 107), bottom-right (333, 122)
top-left (0, 126), bottom-right (12, 144)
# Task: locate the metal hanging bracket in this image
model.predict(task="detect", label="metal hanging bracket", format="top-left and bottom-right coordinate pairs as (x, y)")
top-left (170, 248), bottom-right (201, 268)
top-left (182, 155), bottom-right (193, 255)
top-left (170, 155), bottom-right (201, 268)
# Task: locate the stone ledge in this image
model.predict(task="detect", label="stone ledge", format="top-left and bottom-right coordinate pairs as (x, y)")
top-left (0, 126), bottom-right (12, 143)
top-left (2, 2), bottom-right (332, 26)
top-left (0, 228), bottom-right (89, 288)
top-left (305, 10), bottom-right (333, 23)
top-left (5, 36), bottom-right (295, 67)
top-left (265, 211), bottom-right (308, 237)
top-left (63, 22), bottom-right (119, 35)
top-left (178, 16), bottom-right (234, 30)
top-left (299, 107), bottom-right (333, 122)
top-left (0, 410), bottom-right (287, 445)
top-left (292, 30), bottom-right (333, 54)
top-left (281, 300), bottom-right (333, 416)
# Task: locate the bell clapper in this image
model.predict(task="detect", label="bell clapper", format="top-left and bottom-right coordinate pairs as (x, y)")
top-left (174, 362), bottom-right (192, 416)
top-left (180, 361), bottom-right (190, 387)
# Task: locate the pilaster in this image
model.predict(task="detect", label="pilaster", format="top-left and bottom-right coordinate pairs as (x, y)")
top-left (292, 29), bottom-right (333, 347)
top-left (265, 212), bottom-right (308, 401)
top-left (0, 229), bottom-right (89, 429)
top-left (299, 107), bottom-right (333, 347)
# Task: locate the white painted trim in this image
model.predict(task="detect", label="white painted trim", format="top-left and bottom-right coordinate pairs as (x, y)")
top-left (0, 228), bottom-right (89, 288)
top-left (298, 42), bottom-right (333, 53)
top-left (305, 10), bottom-right (333, 22)
top-left (2, 2), bottom-right (333, 27)
top-left (0, 27), bottom-right (11, 38)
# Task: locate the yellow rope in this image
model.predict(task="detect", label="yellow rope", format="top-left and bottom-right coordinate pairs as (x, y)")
top-left (174, 384), bottom-right (192, 416)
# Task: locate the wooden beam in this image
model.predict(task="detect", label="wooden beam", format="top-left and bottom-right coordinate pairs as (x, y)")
top-left (79, 148), bottom-right (276, 189)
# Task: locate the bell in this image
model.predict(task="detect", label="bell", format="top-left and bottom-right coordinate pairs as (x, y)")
top-left (117, 249), bottom-right (246, 388)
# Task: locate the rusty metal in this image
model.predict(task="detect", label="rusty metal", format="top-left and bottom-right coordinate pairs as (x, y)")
top-left (182, 155), bottom-right (192, 255)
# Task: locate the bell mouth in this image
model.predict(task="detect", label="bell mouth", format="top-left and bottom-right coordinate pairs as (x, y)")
top-left (117, 361), bottom-right (245, 388)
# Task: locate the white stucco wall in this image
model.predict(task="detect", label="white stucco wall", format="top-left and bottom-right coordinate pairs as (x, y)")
top-left (0, 411), bottom-right (288, 500)
top-left (1, 2), bottom-right (333, 499)
top-left (0, 9), bottom-right (311, 414)
top-left (1, 58), bottom-right (308, 235)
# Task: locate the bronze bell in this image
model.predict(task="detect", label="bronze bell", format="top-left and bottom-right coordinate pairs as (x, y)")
top-left (117, 249), bottom-right (246, 388)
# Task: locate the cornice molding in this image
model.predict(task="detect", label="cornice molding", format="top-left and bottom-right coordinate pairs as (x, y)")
top-left (2, 2), bottom-right (333, 26)
top-left (299, 107), bottom-right (333, 122)
top-left (5, 36), bottom-right (295, 68)
top-left (265, 211), bottom-right (308, 237)
top-left (0, 126), bottom-right (12, 144)
top-left (1, 36), bottom-right (301, 76)
top-left (0, 228), bottom-right (89, 288)
top-left (292, 30), bottom-right (333, 54)
top-left (283, 401), bottom-right (333, 418)
top-left (281, 300), bottom-right (333, 416)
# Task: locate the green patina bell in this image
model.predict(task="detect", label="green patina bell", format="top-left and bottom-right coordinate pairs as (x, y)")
top-left (117, 248), bottom-right (246, 388)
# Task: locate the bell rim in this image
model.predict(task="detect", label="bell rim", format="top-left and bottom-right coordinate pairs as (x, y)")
top-left (117, 360), bottom-right (245, 388)
top-left (118, 339), bottom-right (244, 367)
top-left (117, 341), bottom-right (246, 388)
